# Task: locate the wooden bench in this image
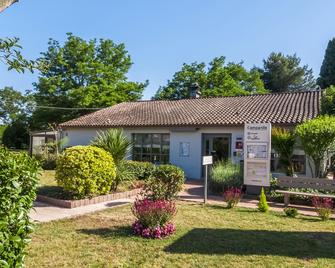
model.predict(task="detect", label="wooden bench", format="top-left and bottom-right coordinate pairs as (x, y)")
top-left (275, 176), bottom-right (335, 206)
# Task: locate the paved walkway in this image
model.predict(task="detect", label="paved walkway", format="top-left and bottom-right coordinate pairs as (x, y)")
top-left (179, 180), bottom-right (323, 217)
top-left (31, 180), bottom-right (328, 223)
top-left (30, 198), bottom-right (132, 223)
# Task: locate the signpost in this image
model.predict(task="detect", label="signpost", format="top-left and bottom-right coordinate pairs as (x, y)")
top-left (202, 155), bottom-right (213, 204)
top-left (244, 123), bottom-right (271, 194)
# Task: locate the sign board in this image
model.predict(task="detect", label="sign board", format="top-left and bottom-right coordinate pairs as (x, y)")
top-left (244, 123), bottom-right (271, 187)
top-left (202, 155), bottom-right (213, 165)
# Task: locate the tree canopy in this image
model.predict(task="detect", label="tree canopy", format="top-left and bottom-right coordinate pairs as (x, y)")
top-left (0, 37), bottom-right (34, 73)
top-left (318, 38), bottom-right (335, 89)
top-left (0, 87), bottom-right (30, 124)
top-left (295, 115), bottom-right (335, 178)
top-left (31, 33), bottom-right (147, 129)
top-left (153, 56), bottom-right (266, 100)
top-left (256, 52), bottom-right (315, 92)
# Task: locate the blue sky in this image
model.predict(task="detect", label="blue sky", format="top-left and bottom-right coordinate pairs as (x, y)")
top-left (1, 0), bottom-right (335, 100)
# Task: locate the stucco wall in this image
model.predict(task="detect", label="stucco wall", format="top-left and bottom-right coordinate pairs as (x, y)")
top-left (61, 126), bottom-right (313, 179)
top-left (61, 126), bottom-right (244, 179)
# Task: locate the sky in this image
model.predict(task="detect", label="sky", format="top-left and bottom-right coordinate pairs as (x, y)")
top-left (0, 0), bottom-right (335, 100)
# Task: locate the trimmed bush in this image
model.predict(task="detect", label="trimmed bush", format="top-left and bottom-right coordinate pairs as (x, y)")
top-left (56, 146), bottom-right (116, 199)
top-left (143, 164), bottom-right (185, 201)
top-left (123, 160), bottom-right (155, 180)
top-left (0, 147), bottom-right (40, 267)
top-left (284, 207), bottom-right (298, 218)
top-left (210, 161), bottom-right (243, 193)
top-left (258, 187), bottom-right (269, 212)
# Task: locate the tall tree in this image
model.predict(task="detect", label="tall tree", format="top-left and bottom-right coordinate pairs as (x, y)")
top-left (318, 38), bottom-right (335, 88)
top-left (256, 52), bottom-right (315, 92)
top-left (0, 87), bottom-right (30, 124)
top-left (154, 56), bottom-right (266, 100)
top-left (32, 33), bottom-right (147, 128)
top-left (0, 37), bottom-right (34, 73)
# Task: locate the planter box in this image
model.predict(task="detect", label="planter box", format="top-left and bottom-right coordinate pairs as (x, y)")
top-left (37, 188), bottom-right (142, 209)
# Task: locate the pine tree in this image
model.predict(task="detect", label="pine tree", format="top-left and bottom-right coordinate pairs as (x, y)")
top-left (258, 187), bottom-right (269, 212)
top-left (318, 38), bottom-right (335, 88)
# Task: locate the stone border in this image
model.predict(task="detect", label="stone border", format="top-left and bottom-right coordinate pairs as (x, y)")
top-left (37, 188), bottom-right (142, 209)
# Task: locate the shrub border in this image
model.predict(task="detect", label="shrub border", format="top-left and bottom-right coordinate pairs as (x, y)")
top-left (37, 188), bottom-right (142, 208)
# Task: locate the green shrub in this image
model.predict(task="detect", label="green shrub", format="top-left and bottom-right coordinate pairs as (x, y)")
top-left (209, 161), bottom-right (243, 193)
top-left (284, 207), bottom-right (298, 218)
top-left (258, 187), bottom-right (269, 212)
top-left (143, 164), bottom-right (185, 200)
top-left (123, 160), bottom-right (155, 180)
top-left (56, 146), bottom-right (116, 199)
top-left (271, 127), bottom-right (296, 176)
top-left (0, 147), bottom-right (40, 267)
top-left (34, 153), bottom-right (57, 170)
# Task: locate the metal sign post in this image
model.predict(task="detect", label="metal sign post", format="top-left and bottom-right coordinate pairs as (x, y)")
top-left (202, 155), bottom-right (213, 204)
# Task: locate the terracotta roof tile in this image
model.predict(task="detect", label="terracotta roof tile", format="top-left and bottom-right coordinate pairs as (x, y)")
top-left (59, 91), bottom-right (321, 128)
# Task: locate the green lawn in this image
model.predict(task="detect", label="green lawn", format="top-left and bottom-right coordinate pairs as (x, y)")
top-left (26, 202), bottom-right (335, 268)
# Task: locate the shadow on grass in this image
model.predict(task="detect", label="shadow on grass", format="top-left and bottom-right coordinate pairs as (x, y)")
top-left (165, 228), bottom-right (335, 259)
top-left (37, 186), bottom-right (73, 199)
top-left (77, 226), bottom-right (132, 238)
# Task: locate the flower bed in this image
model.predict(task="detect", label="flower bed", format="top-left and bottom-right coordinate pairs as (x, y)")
top-left (131, 199), bottom-right (177, 239)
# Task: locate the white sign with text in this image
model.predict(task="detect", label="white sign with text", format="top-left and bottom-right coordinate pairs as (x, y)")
top-left (244, 123), bottom-right (271, 186)
top-left (202, 155), bottom-right (213, 165)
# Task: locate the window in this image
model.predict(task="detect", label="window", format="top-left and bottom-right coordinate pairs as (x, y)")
top-left (132, 133), bottom-right (170, 164)
top-left (271, 152), bottom-right (306, 174)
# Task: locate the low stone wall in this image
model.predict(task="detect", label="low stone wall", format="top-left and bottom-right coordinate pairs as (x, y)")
top-left (37, 188), bottom-right (142, 209)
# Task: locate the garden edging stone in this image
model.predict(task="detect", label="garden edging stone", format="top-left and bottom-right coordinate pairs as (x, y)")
top-left (37, 188), bottom-right (142, 208)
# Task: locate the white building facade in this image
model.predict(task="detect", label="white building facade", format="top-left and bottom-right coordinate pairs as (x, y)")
top-left (59, 91), bottom-right (320, 179)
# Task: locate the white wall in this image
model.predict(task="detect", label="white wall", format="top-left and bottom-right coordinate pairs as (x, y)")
top-left (61, 126), bottom-right (313, 179)
top-left (61, 126), bottom-right (244, 179)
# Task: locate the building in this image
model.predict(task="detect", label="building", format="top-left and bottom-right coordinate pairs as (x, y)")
top-left (59, 90), bottom-right (321, 179)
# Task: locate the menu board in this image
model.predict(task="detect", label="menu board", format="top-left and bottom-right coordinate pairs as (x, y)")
top-left (247, 144), bottom-right (267, 159)
top-left (244, 123), bottom-right (271, 187)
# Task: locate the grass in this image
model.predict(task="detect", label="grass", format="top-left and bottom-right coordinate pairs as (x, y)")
top-left (26, 202), bottom-right (335, 268)
top-left (37, 170), bottom-right (142, 199)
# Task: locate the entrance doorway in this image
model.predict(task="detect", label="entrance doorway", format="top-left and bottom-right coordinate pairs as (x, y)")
top-left (203, 134), bottom-right (231, 163)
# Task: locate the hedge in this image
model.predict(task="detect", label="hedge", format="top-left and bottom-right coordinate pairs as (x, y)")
top-left (0, 147), bottom-right (40, 267)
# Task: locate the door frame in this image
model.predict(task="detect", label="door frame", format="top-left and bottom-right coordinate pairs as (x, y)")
top-left (201, 133), bottom-right (232, 178)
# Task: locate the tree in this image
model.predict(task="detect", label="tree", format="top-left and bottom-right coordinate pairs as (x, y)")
top-left (31, 33), bottom-right (147, 128)
top-left (2, 119), bottom-right (29, 149)
top-left (318, 38), bottom-right (335, 88)
top-left (0, 87), bottom-right (31, 124)
top-left (0, 37), bottom-right (34, 73)
top-left (271, 127), bottom-right (296, 176)
top-left (295, 115), bottom-right (335, 178)
top-left (256, 52), bottom-right (315, 92)
top-left (153, 56), bottom-right (267, 100)
top-left (321, 86), bottom-right (335, 115)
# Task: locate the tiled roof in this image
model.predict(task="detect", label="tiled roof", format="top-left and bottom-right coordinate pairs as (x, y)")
top-left (59, 91), bottom-right (321, 128)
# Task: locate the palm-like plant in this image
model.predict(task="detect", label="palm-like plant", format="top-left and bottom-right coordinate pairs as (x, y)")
top-left (91, 128), bottom-right (133, 190)
top-left (91, 128), bottom-right (132, 166)
top-left (271, 127), bottom-right (296, 176)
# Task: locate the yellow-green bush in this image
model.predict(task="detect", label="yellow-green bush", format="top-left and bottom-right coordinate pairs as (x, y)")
top-left (56, 146), bottom-right (116, 199)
